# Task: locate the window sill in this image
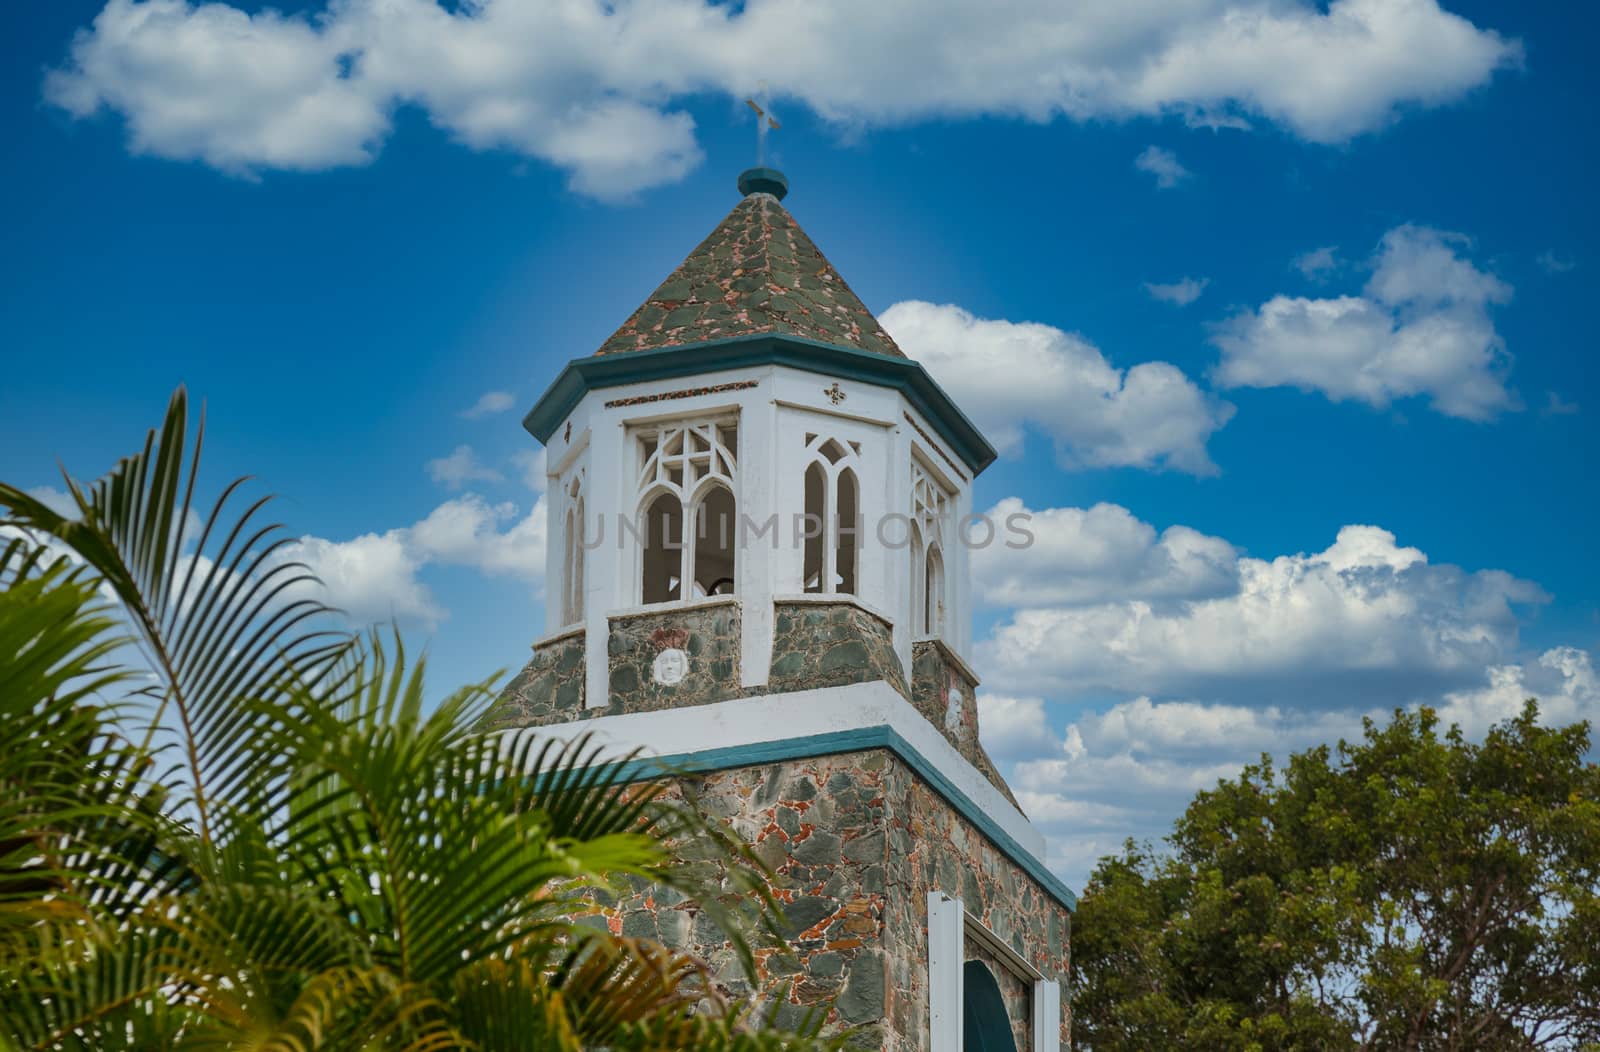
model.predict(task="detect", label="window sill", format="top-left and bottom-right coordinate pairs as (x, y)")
top-left (607, 594), bottom-right (742, 623)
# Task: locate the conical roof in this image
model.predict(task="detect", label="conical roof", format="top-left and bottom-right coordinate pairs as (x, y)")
top-left (595, 184), bottom-right (906, 359)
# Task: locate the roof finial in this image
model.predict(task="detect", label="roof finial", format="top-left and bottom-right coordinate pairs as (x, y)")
top-left (745, 82), bottom-right (780, 167)
top-left (739, 83), bottom-right (788, 201)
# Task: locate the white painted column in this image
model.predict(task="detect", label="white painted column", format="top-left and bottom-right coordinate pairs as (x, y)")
top-left (584, 414), bottom-right (625, 709)
top-left (928, 892), bottom-right (964, 1052)
top-left (1032, 979), bottom-right (1061, 1052)
top-left (739, 380), bottom-right (778, 688)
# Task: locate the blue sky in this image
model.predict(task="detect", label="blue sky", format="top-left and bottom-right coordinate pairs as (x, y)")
top-left (3, 0), bottom-right (1596, 888)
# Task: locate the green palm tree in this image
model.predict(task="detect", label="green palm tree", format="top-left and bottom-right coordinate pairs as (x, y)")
top-left (0, 390), bottom-right (846, 1051)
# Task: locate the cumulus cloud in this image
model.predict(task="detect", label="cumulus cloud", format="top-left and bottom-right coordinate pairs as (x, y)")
top-left (462, 390), bottom-right (516, 419)
top-left (973, 497), bottom-right (1237, 608)
top-left (1134, 146), bottom-right (1192, 189)
top-left (46, 0), bottom-right (1518, 197)
top-left (1144, 277), bottom-right (1208, 306)
top-left (281, 493), bottom-right (546, 629)
top-left (881, 301), bottom-right (1234, 475)
top-left (511, 448), bottom-right (548, 492)
top-left (1435, 646), bottom-right (1599, 736)
top-left (980, 520), bottom-right (1548, 705)
top-left (427, 445), bottom-right (504, 489)
top-left (1213, 225), bottom-right (1517, 420)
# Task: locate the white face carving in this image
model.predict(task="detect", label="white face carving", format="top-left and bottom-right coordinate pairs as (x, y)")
top-left (652, 647), bottom-right (689, 685)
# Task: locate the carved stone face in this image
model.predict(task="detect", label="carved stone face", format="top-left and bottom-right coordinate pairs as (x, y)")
top-left (652, 647), bottom-right (689, 686)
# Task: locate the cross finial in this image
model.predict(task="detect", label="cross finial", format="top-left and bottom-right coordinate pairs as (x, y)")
top-left (744, 82), bottom-right (781, 168)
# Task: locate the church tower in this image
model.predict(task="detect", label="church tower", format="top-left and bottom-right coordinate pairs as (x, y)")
top-left (492, 167), bottom-right (1073, 1051)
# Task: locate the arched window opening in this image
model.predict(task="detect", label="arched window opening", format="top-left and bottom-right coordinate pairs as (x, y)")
top-left (962, 961), bottom-right (1019, 1052)
top-left (801, 433), bottom-right (862, 597)
top-left (692, 484), bottom-right (737, 597)
top-left (835, 467), bottom-right (858, 595)
top-left (910, 522), bottom-right (926, 635)
top-left (641, 491), bottom-right (683, 604)
top-left (634, 418), bottom-right (739, 605)
top-left (571, 494), bottom-right (586, 621)
top-left (803, 461), bottom-right (827, 593)
top-left (562, 506), bottom-right (578, 625)
top-left (924, 543), bottom-right (945, 638)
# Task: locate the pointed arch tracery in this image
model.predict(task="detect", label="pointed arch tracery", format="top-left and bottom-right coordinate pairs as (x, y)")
top-left (911, 459), bottom-right (951, 637)
top-left (801, 433), bottom-right (862, 596)
top-left (635, 418), bottom-right (739, 604)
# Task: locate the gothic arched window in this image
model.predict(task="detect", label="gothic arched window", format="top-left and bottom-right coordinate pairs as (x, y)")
top-left (912, 459), bottom-right (951, 637)
top-left (560, 470), bottom-right (587, 627)
top-left (635, 418), bottom-right (738, 604)
top-left (801, 434), bottom-right (861, 595)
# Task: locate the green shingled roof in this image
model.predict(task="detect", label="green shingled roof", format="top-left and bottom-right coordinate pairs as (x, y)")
top-left (594, 190), bottom-right (907, 359)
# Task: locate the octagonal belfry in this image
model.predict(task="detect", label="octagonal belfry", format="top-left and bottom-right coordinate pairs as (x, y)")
top-left (489, 169), bottom-right (1074, 1051)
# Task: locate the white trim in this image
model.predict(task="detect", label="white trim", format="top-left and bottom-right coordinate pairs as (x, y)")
top-left (605, 594), bottom-right (741, 622)
top-left (914, 635), bottom-right (982, 688)
top-left (1032, 980), bottom-right (1061, 1052)
top-left (964, 912), bottom-right (1043, 982)
top-left (772, 592), bottom-right (896, 630)
top-left (773, 398), bottom-right (896, 429)
top-left (928, 893), bottom-right (964, 1052)
top-left (529, 623), bottom-right (585, 650)
top-left (501, 679), bottom-right (1043, 857)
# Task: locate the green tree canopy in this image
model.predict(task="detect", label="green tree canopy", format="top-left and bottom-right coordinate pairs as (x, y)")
top-left (1072, 704), bottom-right (1600, 1051)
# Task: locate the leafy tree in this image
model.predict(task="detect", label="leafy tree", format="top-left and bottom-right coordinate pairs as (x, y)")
top-left (0, 389), bottom-right (845, 1051)
top-left (1072, 705), bottom-right (1600, 1051)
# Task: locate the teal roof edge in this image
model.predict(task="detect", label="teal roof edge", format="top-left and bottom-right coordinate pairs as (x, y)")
top-left (523, 334), bottom-right (998, 475)
top-left (606, 724), bottom-right (1077, 913)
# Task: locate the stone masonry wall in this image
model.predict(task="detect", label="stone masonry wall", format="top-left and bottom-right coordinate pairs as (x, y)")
top-left (882, 753), bottom-right (1073, 1052)
top-left (605, 600), bottom-right (742, 714)
top-left (485, 628), bottom-right (586, 729)
top-left (768, 601), bottom-right (909, 700)
top-left (576, 752), bottom-right (893, 1050)
top-left (576, 748), bottom-right (1072, 1051)
top-left (910, 640), bottom-right (1020, 808)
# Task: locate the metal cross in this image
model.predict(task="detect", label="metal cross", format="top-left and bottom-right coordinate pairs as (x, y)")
top-left (823, 382), bottom-right (846, 405)
top-left (745, 82), bottom-right (781, 168)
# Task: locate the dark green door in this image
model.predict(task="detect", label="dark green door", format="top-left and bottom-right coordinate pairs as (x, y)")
top-left (962, 960), bottom-right (1018, 1052)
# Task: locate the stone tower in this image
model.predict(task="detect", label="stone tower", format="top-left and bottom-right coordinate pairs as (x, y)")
top-left (491, 167), bottom-right (1073, 1051)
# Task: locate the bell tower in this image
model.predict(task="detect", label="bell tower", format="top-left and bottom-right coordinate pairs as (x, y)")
top-left (493, 169), bottom-right (1074, 1051)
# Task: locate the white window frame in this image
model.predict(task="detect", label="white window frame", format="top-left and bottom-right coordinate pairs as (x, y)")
top-left (928, 892), bottom-right (1061, 1052)
top-left (632, 416), bottom-right (739, 605)
top-left (801, 433), bottom-right (863, 595)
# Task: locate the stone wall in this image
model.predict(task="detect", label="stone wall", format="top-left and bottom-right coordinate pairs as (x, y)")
top-left (487, 628), bottom-right (586, 729)
top-left (910, 639), bottom-right (1019, 808)
top-left (576, 748), bottom-right (1072, 1051)
top-left (768, 601), bottom-right (909, 700)
top-left (577, 751), bottom-right (893, 1050)
top-left (965, 945), bottom-right (1032, 1052)
top-left (605, 600), bottom-right (743, 715)
top-left (881, 753), bottom-right (1072, 1052)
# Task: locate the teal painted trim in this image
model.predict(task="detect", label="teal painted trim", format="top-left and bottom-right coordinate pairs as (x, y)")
top-left (606, 725), bottom-right (1078, 912)
top-left (522, 334), bottom-right (998, 475)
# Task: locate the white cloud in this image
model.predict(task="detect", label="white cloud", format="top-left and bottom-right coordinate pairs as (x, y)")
top-left (511, 448), bottom-right (548, 492)
top-left (282, 492), bottom-right (547, 629)
top-left (1134, 145), bottom-right (1191, 189)
top-left (1213, 225), bottom-right (1517, 420)
top-left (1435, 646), bottom-right (1600, 737)
top-left (881, 301), bottom-right (1234, 475)
top-left (973, 497), bottom-right (1237, 608)
top-left (1293, 245), bottom-right (1340, 281)
top-left (281, 531), bottom-right (444, 627)
top-left (981, 519), bottom-right (1548, 705)
top-left (976, 694), bottom-right (1064, 762)
top-left (406, 494), bottom-right (546, 582)
top-left (462, 390), bottom-right (516, 419)
top-left (46, 0), bottom-right (1518, 197)
top-left (427, 445), bottom-right (504, 489)
top-left (1144, 276), bottom-right (1208, 306)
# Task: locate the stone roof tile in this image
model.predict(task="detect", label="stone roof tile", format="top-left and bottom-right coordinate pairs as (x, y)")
top-left (594, 191), bottom-right (906, 359)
